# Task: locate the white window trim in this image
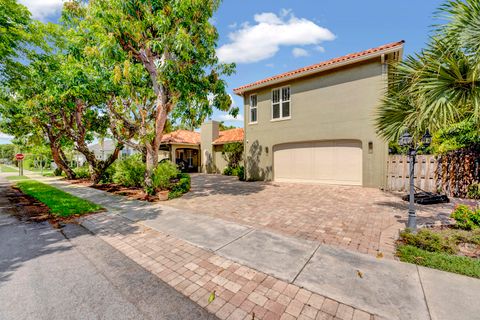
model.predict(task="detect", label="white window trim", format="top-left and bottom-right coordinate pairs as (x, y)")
top-left (271, 86), bottom-right (291, 121)
top-left (249, 94), bottom-right (258, 124)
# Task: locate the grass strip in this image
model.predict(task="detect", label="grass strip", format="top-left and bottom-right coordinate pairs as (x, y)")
top-left (397, 245), bottom-right (480, 279)
top-left (11, 177), bottom-right (103, 217)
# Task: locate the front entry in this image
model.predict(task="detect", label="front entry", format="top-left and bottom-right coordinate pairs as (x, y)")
top-left (175, 148), bottom-right (199, 172)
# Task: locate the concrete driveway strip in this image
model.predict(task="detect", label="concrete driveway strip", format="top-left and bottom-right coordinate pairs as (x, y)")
top-left (294, 245), bottom-right (430, 320)
top-left (418, 266), bottom-right (480, 320)
top-left (217, 229), bottom-right (319, 282)
top-left (141, 211), bottom-right (252, 251)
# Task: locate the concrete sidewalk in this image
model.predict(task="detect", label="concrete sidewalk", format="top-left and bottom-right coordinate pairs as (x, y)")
top-left (17, 173), bottom-right (480, 320)
top-left (0, 175), bottom-right (216, 320)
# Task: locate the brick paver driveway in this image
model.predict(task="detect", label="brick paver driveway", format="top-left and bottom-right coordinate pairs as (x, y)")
top-left (168, 174), bottom-right (454, 258)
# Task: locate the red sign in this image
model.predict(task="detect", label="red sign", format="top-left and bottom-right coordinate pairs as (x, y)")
top-left (15, 153), bottom-right (24, 160)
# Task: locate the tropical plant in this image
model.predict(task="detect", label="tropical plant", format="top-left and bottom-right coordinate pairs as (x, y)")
top-left (451, 205), bottom-right (480, 230)
top-left (376, 0), bottom-right (480, 142)
top-left (151, 161), bottom-right (179, 192)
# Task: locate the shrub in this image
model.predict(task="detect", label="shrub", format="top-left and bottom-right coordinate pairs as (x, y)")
top-left (99, 164), bottom-right (116, 184)
top-left (451, 205), bottom-right (480, 230)
top-left (467, 183), bottom-right (480, 199)
top-left (152, 161), bottom-right (179, 191)
top-left (73, 166), bottom-right (91, 179)
top-left (169, 173), bottom-right (191, 199)
top-left (223, 166), bottom-right (233, 176)
top-left (113, 154), bottom-right (145, 187)
top-left (53, 168), bottom-right (63, 176)
top-left (236, 166), bottom-right (245, 181)
top-left (23, 157), bottom-right (34, 169)
top-left (399, 229), bottom-right (457, 254)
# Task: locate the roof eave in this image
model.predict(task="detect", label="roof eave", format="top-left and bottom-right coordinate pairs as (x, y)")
top-left (233, 44), bottom-right (404, 96)
top-left (212, 140), bottom-right (243, 145)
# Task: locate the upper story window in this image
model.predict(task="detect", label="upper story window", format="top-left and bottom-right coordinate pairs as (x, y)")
top-left (249, 94), bottom-right (257, 124)
top-left (272, 86), bottom-right (290, 120)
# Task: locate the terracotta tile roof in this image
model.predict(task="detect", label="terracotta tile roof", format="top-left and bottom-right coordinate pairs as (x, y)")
top-left (233, 40), bottom-right (404, 95)
top-left (161, 130), bottom-right (200, 145)
top-left (213, 128), bottom-right (244, 145)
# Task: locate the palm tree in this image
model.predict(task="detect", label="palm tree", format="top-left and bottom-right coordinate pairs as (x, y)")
top-left (376, 0), bottom-right (480, 141)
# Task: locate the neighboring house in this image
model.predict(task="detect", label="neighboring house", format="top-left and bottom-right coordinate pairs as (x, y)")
top-left (160, 123), bottom-right (244, 173)
top-left (88, 139), bottom-right (135, 161)
top-left (234, 41), bottom-right (404, 188)
top-left (160, 130), bottom-right (201, 172)
top-left (86, 122), bottom-right (244, 173)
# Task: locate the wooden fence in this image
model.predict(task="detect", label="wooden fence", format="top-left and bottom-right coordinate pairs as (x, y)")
top-left (386, 155), bottom-right (438, 192)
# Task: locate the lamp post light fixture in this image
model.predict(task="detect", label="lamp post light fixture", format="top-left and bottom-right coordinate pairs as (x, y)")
top-left (398, 130), bottom-right (432, 231)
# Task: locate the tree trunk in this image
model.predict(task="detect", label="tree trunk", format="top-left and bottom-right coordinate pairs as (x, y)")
top-left (50, 143), bottom-right (76, 180)
top-left (144, 144), bottom-right (155, 191)
top-left (44, 125), bottom-right (76, 180)
top-left (144, 92), bottom-right (169, 191)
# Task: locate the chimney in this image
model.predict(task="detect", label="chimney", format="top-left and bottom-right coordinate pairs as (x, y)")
top-left (200, 121), bottom-right (219, 173)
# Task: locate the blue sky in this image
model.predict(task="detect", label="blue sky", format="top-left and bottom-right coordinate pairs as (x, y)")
top-left (2, 0), bottom-right (444, 143)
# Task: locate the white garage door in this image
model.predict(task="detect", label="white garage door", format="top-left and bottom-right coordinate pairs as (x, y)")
top-left (273, 140), bottom-right (363, 185)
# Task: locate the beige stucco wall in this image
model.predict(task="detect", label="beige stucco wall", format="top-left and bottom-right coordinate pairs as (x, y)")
top-left (200, 121), bottom-right (219, 173)
top-left (242, 59), bottom-right (388, 188)
top-left (213, 145), bottom-right (228, 173)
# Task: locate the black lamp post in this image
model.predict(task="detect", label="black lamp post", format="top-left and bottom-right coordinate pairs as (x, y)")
top-left (398, 130), bottom-right (432, 231)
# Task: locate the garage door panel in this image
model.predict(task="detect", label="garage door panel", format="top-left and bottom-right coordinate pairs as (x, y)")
top-left (274, 140), bottom-right (362, 185)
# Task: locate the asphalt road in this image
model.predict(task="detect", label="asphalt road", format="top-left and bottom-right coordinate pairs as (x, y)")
top-left (0, 195), bottom-right (216, 320)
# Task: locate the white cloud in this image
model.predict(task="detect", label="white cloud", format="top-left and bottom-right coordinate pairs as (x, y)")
top-left (217, 11), bottom-right (335, 64)
top-left (292, 47), bottom-right (309, 58)
top-left (216, 114), bottom-right (244, 122)
top-left (314, 46), bottom-right (326, 53)
top-left (19, 0), bottom-right (64, 21)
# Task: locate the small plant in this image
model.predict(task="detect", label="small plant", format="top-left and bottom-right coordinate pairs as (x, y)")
top-left (451, 205), bottom-right (480, 230)
top-left (399, 229), bottom-right (457, 254)
top-left (236, 165), bottom-right (245, 181)
top-left (169, 173), bottom-right (191, 199)
top-left (99, 164), bottom-right (116, 184)
top-left (467, 183), bottom-right (480, 200)
top-left (152, 161), bottom-right (179, 192)
top-left (53, 168), bottom-right (63, 176)
top-left (73, 166), bottom-right (91, 179)
top-left (113, 154), bottom-right (145, 187)
top-left (223, 166), bottom-right (233, 176)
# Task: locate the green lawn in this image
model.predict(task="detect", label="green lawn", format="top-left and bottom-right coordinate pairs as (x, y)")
top-left (0, 164), bottom-right (18, 173)
top-left (397, 245), bottom-right (480, 279)
top-left (9, 176), bottom-right (103, 217)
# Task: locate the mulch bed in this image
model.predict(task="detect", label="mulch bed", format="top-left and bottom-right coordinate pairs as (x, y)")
top-left (90, 183), bottom-right (159, 202)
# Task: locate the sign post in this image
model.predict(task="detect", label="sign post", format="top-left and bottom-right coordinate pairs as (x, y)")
top-left (15, 154), bottom-right (24, 176)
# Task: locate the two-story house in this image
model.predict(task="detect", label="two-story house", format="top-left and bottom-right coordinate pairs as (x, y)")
top-left (234, 41), bottom-right (404, 188)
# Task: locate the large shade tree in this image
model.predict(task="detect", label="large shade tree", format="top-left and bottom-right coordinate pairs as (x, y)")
top-left (88, 0), bottom-right (237, 188)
